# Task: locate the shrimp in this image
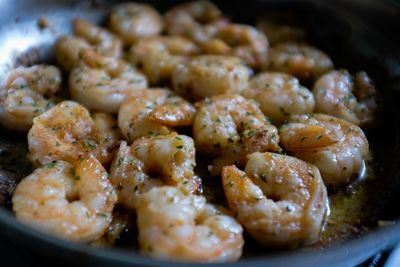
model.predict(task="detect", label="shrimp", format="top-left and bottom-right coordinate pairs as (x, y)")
top-left (266, 43), bottom-right (334, 83)
top-left (136, 186), bottom-right (244, 262)
top-left (110, 133), bottom-right (201, 209)
top-left (55, 19), bottom-right (122, 71)
top-left (172, 55), bottom-right (251, 101)
top-left (12, 155), bottom-right (117, 242)
top-left (118, 89), bottom-right (196, 143)
top-left (201, 24), bottom-right (268, 69)
top-left (313, 70), bottom-right (379, 128)
top-left (69, 49), bottom-right (148, 114)
top-left (242, 72), bottom-right (315, 124)
top-left (164, 0), bottom-right (228, 44)
top-left (129, 36), bottom-right (200, 85)
top-left (109, 3), bottom-right (163, 46)
top-left (193, 94), bottom-right (280, 175)
top-left (221, 152), bottom-right (328, 247)
top-left (256, 19), bottom-right (306, 45)
top-left (0, 65), bottom-right (62, 131)
top-left (28, 101), bottom-right (121, 166)
top-left (279, 113), bottom-right (369, 185)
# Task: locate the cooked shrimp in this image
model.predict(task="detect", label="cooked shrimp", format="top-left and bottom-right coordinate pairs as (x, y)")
top-left (129, 36), bottom-right (200, 85)
top-left (266, 43), bottom-right (334, 83)
top-left (193, 94), bottom-right (280, 175)
top-left (221, 152), bottom-right (328, 247)
top-left (279, 113), bottom-right (369, 185)
top-left (28, 101), bottom-right (121, 166)
top-left (110, 133), bottom-right (201, 209)
top-left (201, 24), bottom-right (268, 69)
top-left (118, 89), bottom-right (196, 143)
top-left (172, 55), bottom-right (251, 101)
top-left (136, 186), bottom-right (244, 262)
top-left (165, 0), bottom-right (228, 44)
top-left (109, 3), bottom-right (163, 45)
top-left (69, 49), bottom-right (148, 113)
top-left (257, 19), bottom-right (306, 45)
top-left (242, 72), bottom-right (315, 124)
top-left (12, 155), bottom-right (117, 242)
top-left (55, 19), bottom-right (122, 72)
top-left (313, 70), bottom-right (379, 128)
top-left (0, 65), bottom-right (62, 131)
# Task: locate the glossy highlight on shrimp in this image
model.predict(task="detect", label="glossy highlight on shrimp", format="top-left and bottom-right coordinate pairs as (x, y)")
top-left (12, 155), bottom-right (117, 242)
top-left (118, 89), bottom-right (196, 143)
top-left (279, 113), bottom-right (369, 185)
top-left (0, 65), bottom-right (62, 131)
top-left (110, 133), bottom-right (201, 209)
top-left (137, 186), bottom-right (244, 262)
top-left (28, 101), bottom-right (121, 166)
top-left (222, 152), bottom-right (328, 247)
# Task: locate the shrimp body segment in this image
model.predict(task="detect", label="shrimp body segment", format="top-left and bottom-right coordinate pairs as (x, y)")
top-left (172, 55), bottom-right (251, 101)
top-left (28, 101), bottom-right (121, 166)
top-left (193, 94), bottom-right (280, 174)
top-left (69, 49), bottom-right (148, 113)
top-left (222, 152), bottom-right (328, 247)
top-left (279, 114), bottom-right (369, 185)
top-left (118, 89), bottom-right (196, 143)
top-left (110, 133), bottom-right (201, 209)
top-left (242, 72), bottom-right (315, 124)
top-left (109, 3), bottom-right (163, 45)
top-left (12, 156), bottom-right (117, 242)
top-left (313, 70), bottom-right (379, 128)
top-left (0, 65), bottom-right (62, 131)
top-left (137, 186), bottom-right (244, 262)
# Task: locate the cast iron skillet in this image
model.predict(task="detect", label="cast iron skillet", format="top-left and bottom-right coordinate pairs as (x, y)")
top-left (1, 0), bottom-right (400, 266)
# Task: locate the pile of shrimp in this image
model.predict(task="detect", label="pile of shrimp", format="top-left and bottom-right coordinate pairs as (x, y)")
top-left (1, 0), bottom-right (380, 263)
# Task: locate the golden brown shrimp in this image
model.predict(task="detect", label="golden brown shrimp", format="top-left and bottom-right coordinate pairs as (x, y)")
top-left (55, 19), bottom-right (122, 71)
top-left (313, 70), bottom-right (379, 128)
top-left (137, 186), bottom-right (244, 262)
top-left (118, 89), bottom-right (196, 143)
top-left (69, 49), bottom-right (148, 113)
top-left (279, 113), bottom-right (369, 185)
top-left (0, 65), bottom-right (62, 131)
top-left (28, 101), bottom-right (121, 166)
top-left (110, 133), bottom-right (201, 209)
top-left (222, 152), bottom-right (328, 247)
top-left (12, 155), bottom-right (117, 242)
top-left (109, 3), bottom-right (163, 45)
top-left (242, 72), bottom-right (315, 124)
top-left (266, 43), bottom-right (334, 83)
top-left (164, 0), bottom-right (228, 44)
top-left (256, 18), bottom-right (307, 45)
top-left (193, 94), bottom-right (280, 175)
top-left (201, 24), bottom-right (269, 69)
top-left (129, 36), bottom-right (200, 85)
top-left (172, 55), bottom-right (251, 101)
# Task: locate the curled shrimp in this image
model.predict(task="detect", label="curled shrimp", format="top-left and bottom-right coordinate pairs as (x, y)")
top-left (242, 72), bottom-right (315, 124)
top-left (109, 3), bottom-right (163, 45)
top-left (172, 55), bottom-right (251, 101)
top-left (129, 36), bottom-right (200, 85)
top-left (12, 155), bottom-right (117, 242)
top-left (266, 43), bottom-right (334, 83)
top-left (221, 152), bottom-right (328, 247)
top-left (279, 113), bottom-right (369, 186)
top-left (55, 18), bottom-right (122, 71)
top-left (136, 186), bottom-right (244, 262)
top-left (201, 24), bottom-right (268, 69)
top-left (69, 49), bottom-right (148, 114)
top-left (0, 65), bottom-right (62, 131)
top-left (256, 18), bottom-right (307, 46)
top-left (118, 89), bottom-right (196, 143)
top-left (28, 101), bottom-right (121, 166)
top-left (313, 70), bottom-right (379, 128)
top-left (110, 133), bottom-right (201, 209)
top-left (193, 94), bottom-right (280, 175)
top-left (165, 0), bottom-right (228, 44)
